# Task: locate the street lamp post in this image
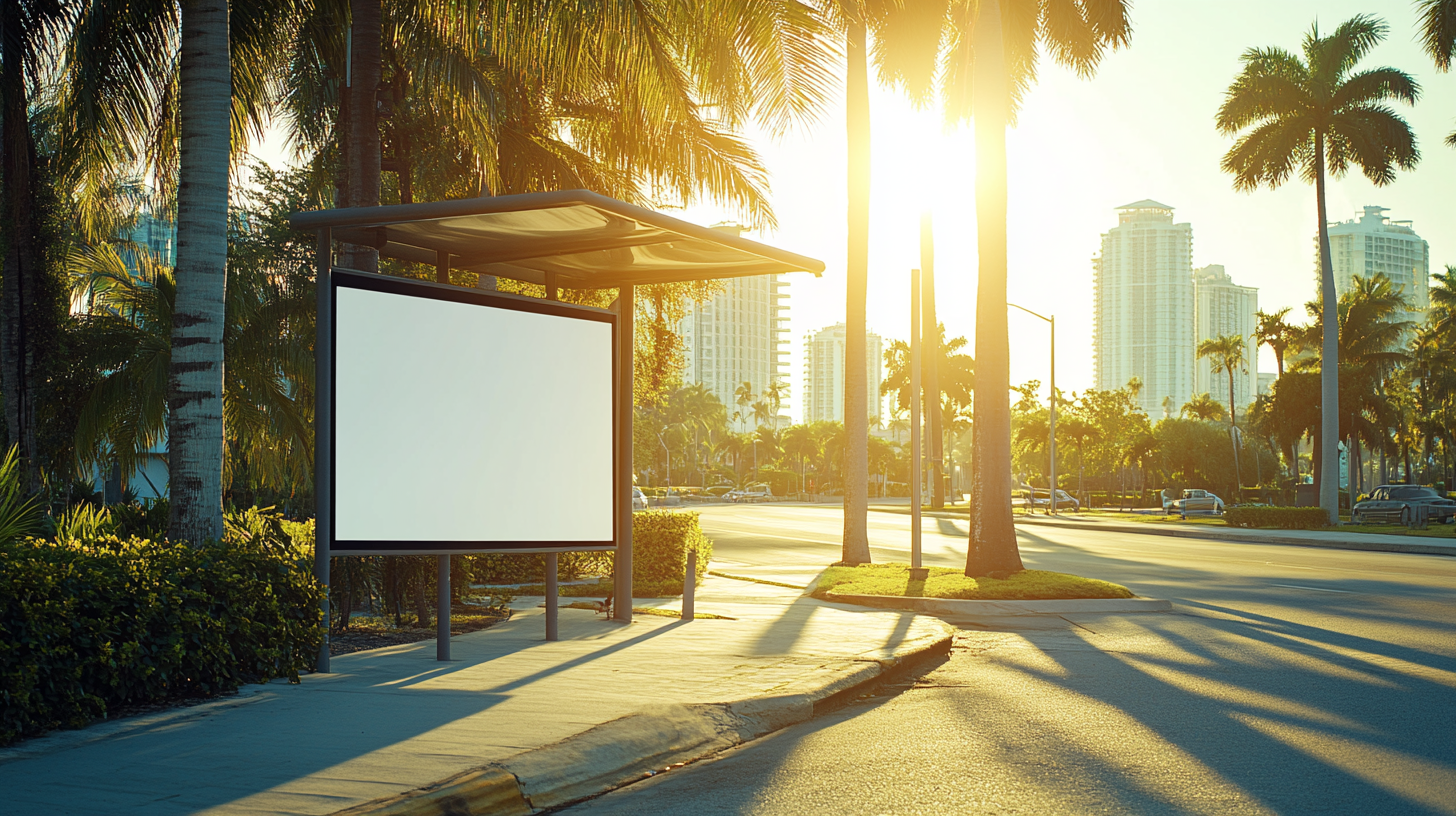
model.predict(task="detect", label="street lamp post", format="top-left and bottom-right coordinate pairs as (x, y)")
top-left (1009, 304), bottom-right (1056, 516)
top-left (910, 269), bottom-right (925, 578)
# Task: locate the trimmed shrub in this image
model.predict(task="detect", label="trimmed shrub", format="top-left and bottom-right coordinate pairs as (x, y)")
top-left (630, 511), bottom-right (711, 597)
top-left (0, 512), bottom-right (322, 744)
top-left (1223, 506), bottom-right (1332, 530)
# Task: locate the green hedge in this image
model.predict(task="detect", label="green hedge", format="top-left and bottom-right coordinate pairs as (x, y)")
top-left (0, 510), bottom-right (322, 744)
top-left (631, 511), bottom-right (711, 596)
top-left (1223, 506), bottom-right (1332, 530)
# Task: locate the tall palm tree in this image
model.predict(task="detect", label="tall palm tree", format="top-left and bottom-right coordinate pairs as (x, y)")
top-left (1254, 307), bottom-right (1302, 477)
top-left (1217, 15), bottom-right (1420, 524)
top-left (1427, 265), bottom-right (1456, 341)
top-left (1197, 334), bottom-right (1247, 495)
top-left (782, 423), bottom-right (818, 497)
top-left (937, 0), bottom-right (1131, 575)
top-left (764, 379), bottom-right (790, 431)
top-left (1, 0), bottom-right (66, 492)
top-left (1418, 0), bottom-right (1456, 146)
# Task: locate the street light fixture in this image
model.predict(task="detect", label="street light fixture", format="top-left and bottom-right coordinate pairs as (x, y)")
top-left (1008, 303), bottom-right (1056, 516)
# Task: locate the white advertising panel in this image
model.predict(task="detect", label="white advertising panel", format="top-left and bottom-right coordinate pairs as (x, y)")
top-left (331, 273), bottom-right (615, 551)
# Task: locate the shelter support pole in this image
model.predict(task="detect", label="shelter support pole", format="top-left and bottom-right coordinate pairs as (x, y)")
top-left (436, 250), bottom-right (450, 284)
top-left (545, 272), bottom-right (558, 301)
top-left (682, 550), bottom-right (695, 620)
top-left (615, 285), bottom-right (635, 622)
top-left (910, 269), bottom-right (925, 579)
top-left (1049, 316), bottom-right (1056, 516)
top-left (437, 556), bottom-right (451, 660)
top-left (545, 553), bottom-right (559, 640)
top-left (314, 228), bottom-right (333, 673)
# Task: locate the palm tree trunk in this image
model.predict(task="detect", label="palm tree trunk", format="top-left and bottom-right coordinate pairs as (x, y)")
top-left (1314, 135), bottom-right (1340, 523)
top-left (342, 0), bottom-right (382, 272)
top-left (0, 1), bottom-right (44, 491)
top-left (840, 11), bottom-right (871, 564)
top-left (966, 0), bottom-right (1022, 576)
top-left (1228, 368), bottom-right (1240, 497)
top-left (168, 0), bottom-right (231, 544)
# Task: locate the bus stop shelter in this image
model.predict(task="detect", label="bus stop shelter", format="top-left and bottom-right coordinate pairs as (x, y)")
top-left (290, 190), bottom-right (824, 669)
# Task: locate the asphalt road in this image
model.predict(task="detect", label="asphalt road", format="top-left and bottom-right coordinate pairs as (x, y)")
top-left (560, 504), bottom-right (1456, 815)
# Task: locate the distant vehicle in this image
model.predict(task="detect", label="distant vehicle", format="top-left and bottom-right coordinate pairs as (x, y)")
top-left (632, 487), bottom-right (647, 510)
top-left (1168, 489), bottom-right (1223, 516)
top-left (729, 484), bottom-right (774, 503)
top-left (1352, 485), bottom-right (1456, 525)
top-left (705, 485), bottom-right (734, 499)
top-left (1027, 488), bottom-right (1079, 512)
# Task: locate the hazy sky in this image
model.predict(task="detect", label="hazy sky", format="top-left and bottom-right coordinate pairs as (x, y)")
top-left (680, 0), bottom-right (1456, 422)
top-left (254, 1), bottom-right (1455, 423)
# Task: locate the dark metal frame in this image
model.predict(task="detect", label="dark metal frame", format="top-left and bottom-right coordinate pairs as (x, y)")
top-left (325, 268), bottom-right (618, 556)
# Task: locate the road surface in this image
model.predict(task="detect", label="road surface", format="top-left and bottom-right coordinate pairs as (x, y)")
top-left (561, 504), bottom-right (1456, 815)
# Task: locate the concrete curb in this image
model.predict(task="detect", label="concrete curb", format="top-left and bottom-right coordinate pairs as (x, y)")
top-left (328, 625), bottom-right (954, 816)
top-left (1012, 516), bottom-right (1456, 556)
top-left (823, 593), bottom-right (1171, 616)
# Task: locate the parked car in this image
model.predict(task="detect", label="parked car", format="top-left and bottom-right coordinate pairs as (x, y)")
top-left (1027, 488), bottom-right (1080, 512)
top-left (705, 485), bottom-right (735, 499)
top-left (632, 487), bottom-right (647, 510)
top-left (1168, 489), bottom-right (1224, 516)
top-left (1352, 485), bottom-right (1456, 525)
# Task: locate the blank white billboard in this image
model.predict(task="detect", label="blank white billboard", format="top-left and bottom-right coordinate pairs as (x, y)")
top-left (332, 277), bottom-right (615, 549)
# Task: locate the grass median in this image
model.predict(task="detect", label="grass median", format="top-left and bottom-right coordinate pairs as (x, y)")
top-left (812, 563), bottom-right (1135, 601)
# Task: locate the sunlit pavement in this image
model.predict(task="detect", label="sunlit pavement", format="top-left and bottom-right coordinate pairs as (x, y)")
top-left (560, 503), bottom-right (1456, 815)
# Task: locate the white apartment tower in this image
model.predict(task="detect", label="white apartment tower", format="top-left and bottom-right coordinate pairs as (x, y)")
top-left (1324, 206), bottom-right (1429, 326)
top-left (678, 225), bottom-right (790, 428)
top-left (1193, 264), bottom-right (1259, 414)
top-left (802, 324), bottom-right (883, 424)
top-left (1093, 200), bottom-right (1195, 417)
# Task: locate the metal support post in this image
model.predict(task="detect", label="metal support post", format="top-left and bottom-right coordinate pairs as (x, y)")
top-left (545, 552), bottom-right (559, 641)
top-left (909, 269), bottom-right (926, 580)
top-left (614, 286), bottom-right (635, 622)
top-left (1049, 316), bottom-right (1057, 516)
top-left (314, 228), bottom-right (333, 673)
top-left (437, 555), bottom-right (451, 660)
top-left (682, 550), bottom-right (696, 620)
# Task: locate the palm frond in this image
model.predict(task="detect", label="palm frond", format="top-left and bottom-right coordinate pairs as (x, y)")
top-left (1330, 67), bottom-right (1420, 109)
top-left (1327, 104), bottom-right (1420, 184)
top-left (1417, 0), bottom-right (1456, 70)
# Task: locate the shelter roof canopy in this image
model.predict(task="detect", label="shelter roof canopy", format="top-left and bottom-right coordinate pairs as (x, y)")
top-left (289, 189), bottom-right (824, 289)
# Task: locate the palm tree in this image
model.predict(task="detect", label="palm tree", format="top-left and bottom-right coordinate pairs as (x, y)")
top-left (1217, 14), bottom-right (1420, 523)
top-left (942, 0), bottom-right (1131, 575)
top-left (1254, 307), bottom-right (1300, 378)
top-left (0, 0), bottom-right (67, 492)
top-left (734, 381), bottom-right (755, 434)
top-left (1427, 265), bottom-right (1456, 341)
top-left (1418, 0), bottom-right (1456, 146)
top-left (1181, 394), bottom-right (1227, 422)
top-left (782, 423), bottom-right (818, 497)
top-left (764, 380), bottom-right (790, 432)
top-left (1197, 334), bottom-right (1248, 496)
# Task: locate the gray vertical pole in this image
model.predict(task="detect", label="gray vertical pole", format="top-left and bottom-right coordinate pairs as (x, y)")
top-left (314, 228), bottom-right (333, 673)
top-left (545, 552), bottom-right (559, 641)
top-left (436, 250), bottom-right (450, 285)
top-left (910, 269), bottom-right (922, 573)
top-left (437, 555), bottom-right (450, 660)
top-left (615, 286), bottom-right (635, 622)
top-left (681, 550), bottom-right (695, 620)
top-left (1048, 316), bottom-right (1057, 516)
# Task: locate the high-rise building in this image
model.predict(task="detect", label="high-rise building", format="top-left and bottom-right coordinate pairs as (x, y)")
top-left (1324, 206), bottom-right (1429, 326)
top-left (1093, 200), bottom-right (1194, 417)
top-left (1193, 264), bottom-right (1259, 414)
top-left (678, 225), bottom-right (790, 428)
top-left (802, 323), bottom-right (883, 424)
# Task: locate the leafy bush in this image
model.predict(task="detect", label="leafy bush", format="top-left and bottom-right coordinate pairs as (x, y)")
top-left (467, 550), bottom-right (610, 586)
top-left (1223, 506), bottom-right (1331, 529)
top-left (0, 510), bottom-right (323, 744)
top-left (631, 510), bottom-right (711, 596)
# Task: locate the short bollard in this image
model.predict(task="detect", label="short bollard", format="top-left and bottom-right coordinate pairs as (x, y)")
top-left (681, 550), bottom-right (696, 621)
top-left (546, 552), bottom-right (559, 641)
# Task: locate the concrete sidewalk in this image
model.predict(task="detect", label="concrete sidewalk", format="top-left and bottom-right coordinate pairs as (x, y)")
top-left (0, 576), bottom-right (951, 816)
top-left (866, 503), bottom-right (1456, 556)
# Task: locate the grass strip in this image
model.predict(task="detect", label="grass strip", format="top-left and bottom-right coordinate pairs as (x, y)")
top-left (706, 571), bottom-right (805, 589)
top-left (812, 562), bottom-right (1134, 601)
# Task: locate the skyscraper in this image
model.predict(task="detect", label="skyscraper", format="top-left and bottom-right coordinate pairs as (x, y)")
top-left (1093, 200), bottom-right (1194, 417)
top-left (1193, 264), bottom-right (1259, 413)
top-left (678, 225), bottom-right (790, 428)
top-left (1324, 206), bottom-right (1429, 326)
top-left (802, 323), bottom-right (883, 424)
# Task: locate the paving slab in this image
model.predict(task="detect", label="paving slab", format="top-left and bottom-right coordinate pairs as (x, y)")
top-left (0, 576), bottom-right (950, 816)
